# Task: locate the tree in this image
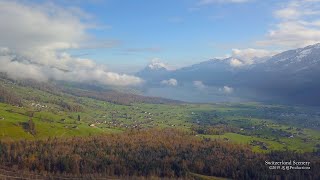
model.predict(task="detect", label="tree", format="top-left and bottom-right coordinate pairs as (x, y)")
top-left (27, 111), bottom-right (36, 135)
top-left (28, 119), bottom-right (36, 135)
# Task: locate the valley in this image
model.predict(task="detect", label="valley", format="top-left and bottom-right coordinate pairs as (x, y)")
top-left (0, 74), bottom-right (319, 179)
top-left (0, 76), bottom-right (319, 153)
top-left (1, 0), bottom-right (320, 178)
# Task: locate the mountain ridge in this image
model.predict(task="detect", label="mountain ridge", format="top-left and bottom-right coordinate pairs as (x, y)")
top-left (137, 43), bottom-right (320, 105)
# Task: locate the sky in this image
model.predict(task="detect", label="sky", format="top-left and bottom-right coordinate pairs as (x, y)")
top-left (52, 0), bottom-right (320, 71)
top-left (60, 0), bottom-right (276, 71)
top-left (0, 0), bottom-right (320, 85)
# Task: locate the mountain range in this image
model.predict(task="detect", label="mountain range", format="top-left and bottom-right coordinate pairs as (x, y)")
top-left (136, 43), bottom-right (320, 106)
top-left (1, 43), bottom-right (320, 106)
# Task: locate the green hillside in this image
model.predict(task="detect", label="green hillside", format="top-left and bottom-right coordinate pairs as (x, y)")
top-left (0, 76), bottom-right (319, 153)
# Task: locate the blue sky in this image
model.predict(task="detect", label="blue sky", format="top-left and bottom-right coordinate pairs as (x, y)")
top-left (2, 0), bottom-right (320, 76)
top-left (41, 0), bottom-right (279, 72)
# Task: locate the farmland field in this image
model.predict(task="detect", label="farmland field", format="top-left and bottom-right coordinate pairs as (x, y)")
top-left (0, 77), bottom-right (319, 153)
top-left (0, 77), bottom-right (319, 179)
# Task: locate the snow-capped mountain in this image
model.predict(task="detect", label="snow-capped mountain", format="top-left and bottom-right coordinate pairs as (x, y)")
top-left (261, 43), bottom-right (320, 73)
top-left (137, 43), bottom-right (320, 105)
top-left (137, 57), bottom-right (253, 86)
top-left (171, 58), bottom-right (239, 85)
top-left (247, 43), bottom-right (320, 105)
top-left (135, 61), bottom-right (172, 84)
top-left (147, 61), bottom-right (170, 70)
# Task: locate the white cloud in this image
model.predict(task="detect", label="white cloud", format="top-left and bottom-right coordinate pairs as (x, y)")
top-left (258, 0), bottom-right (320, 48)
top-left (258, 21), bottom-right (320, 48)
top-left (232, 48), bottom-right (275, 61)
top-left (148, 58), bottom-right (175, 70)
top-left (0, 0), bottom-right (142, 86)
top-left (229, 48), bottom-right (277, 67)
top-left (230, 58), bottom-right (244, 67)
top-left (0, 51), bottom-right (143, 86)
top-left (275, 7), bottom-right (302, 20)
top-left (274, 0), bottom-right (320, 20)
top-left (220, 86), bottom-right (234, 94)
top-left (0, 1), bottom-right (86, 53)
top-left (161, 78), bottom-right (178, 86)
top-left (193, 81), bottom-right (206, 89)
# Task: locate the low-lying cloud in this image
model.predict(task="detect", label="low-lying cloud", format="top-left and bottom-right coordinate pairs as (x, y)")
top-left (161, 78), bottom-right (178, 86)
top-left (0, 51), bottom-right (142, 86)
top-left (220, 86), bottom-right (234, 94)
top-left (193, 81), bottom-right (206, 89)
top-left (230, 48), bottom-right (276, 67)
top-left (0, 0), bottom-right (142, 86)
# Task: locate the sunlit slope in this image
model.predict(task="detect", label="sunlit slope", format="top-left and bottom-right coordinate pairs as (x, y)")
top-left (0, 77), bottom-right (319, 152)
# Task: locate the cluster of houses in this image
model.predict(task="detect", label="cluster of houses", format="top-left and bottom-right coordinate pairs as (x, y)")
top-left (30, 102), bottom-right (47, 109)
top-left (86, 109), bottom-right (183, 129)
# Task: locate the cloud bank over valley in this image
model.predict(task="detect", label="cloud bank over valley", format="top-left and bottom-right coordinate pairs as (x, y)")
top-left (0, 0), bottom-right (142, 86)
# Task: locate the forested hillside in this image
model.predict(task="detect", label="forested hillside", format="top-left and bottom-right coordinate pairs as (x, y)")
top-left (0, 75), bottom-right (319, 179)
top-left (0, 129), bottom-right (319, 179)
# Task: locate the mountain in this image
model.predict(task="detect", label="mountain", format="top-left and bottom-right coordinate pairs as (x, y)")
top-left (245, 43), bottom-right (320, 105)
top-left (263, 43), bottom-right (320, 72)
top-left (172, 58), bottom-right (248, 86)
top-left (135, 61), bottom-right (171, 84)
top-left (136, 43), bottom-right (320, 105)
top-left (137, 58), bottom-right (243, 86)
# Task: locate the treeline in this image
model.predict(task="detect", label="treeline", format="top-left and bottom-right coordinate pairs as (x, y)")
top-left (0, 86), bottom-right (22, 106)
top-left (0, 74), bottom-right (180, 107)
top-left (0, 73), bottom-right (62, 96)
top-left (65, 88), bottom-right (181, 105)
top-left (0, 129), bottom-right (318, 179)
top-left (56, 100), bottom-right (83, 112)
top-left (15, 80), bottom-right (83, 112)
top-left (191, 124), bottom-right (239, 135)
top-left (15, 79), bottom-right (63, 97)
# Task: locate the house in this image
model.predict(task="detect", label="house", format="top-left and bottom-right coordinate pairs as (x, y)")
top-left (289, 135), bottom-right (294, 138)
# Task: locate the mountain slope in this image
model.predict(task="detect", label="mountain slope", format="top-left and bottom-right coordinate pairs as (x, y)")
top-left (135, 61), bottom-right (171, 84)
top-left (245, 44), bottom-right (320, 105)
top-left (136, 43), bottom-right (320, 105)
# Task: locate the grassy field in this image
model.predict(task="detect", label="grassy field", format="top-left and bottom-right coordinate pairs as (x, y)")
top-left (0, 78), bottom-right (319, 153)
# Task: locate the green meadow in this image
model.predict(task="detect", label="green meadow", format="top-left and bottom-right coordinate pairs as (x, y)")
top-left (0, 78), bottom-right (319, 153)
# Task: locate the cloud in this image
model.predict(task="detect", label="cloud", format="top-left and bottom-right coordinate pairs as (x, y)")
top-left (198, 0), bottom-right (250, 5)
top-left (230, 58), bottom-right (244, 67)
top-left (258, 0), bottom-right (320, 48)
top-left (220, 86), bottom-right (234, 94)
top-left (0, 1), bottom-right (87, 52)
top-left (232, 48), bottom-right (275, 61)
top-left (148, 58), bottom-right (175, 70)
top-left (161, 78), bottom-right (178, 86)
top-left (229, 48), bottom-right (277, 67)
top-left (0, 51), bottom-right (143, 86)
top-left (193, 81), bottom-right (206, 89)
top-left (0, 0), bottom-right (142, 86)
top-left (274, 0), bottom-right (320, 20)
